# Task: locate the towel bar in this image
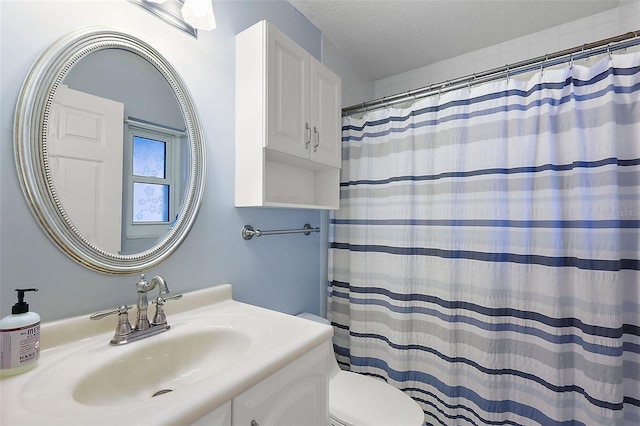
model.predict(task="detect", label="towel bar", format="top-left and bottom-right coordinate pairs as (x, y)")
top-left (241, 224), bottom-right (320, 240)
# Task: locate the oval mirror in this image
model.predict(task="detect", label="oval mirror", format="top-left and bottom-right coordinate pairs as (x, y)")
top-left (14, 27), bottom-right (206, 274)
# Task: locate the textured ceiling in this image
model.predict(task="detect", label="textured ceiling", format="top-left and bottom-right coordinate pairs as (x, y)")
top-left (289, 0), bottom-right (623, 80)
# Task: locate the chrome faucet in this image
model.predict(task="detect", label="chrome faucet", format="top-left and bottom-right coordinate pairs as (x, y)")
top-left (90, 274), bottom-right (182, 345)
top-left (135, 274), bottom-right (169, 330)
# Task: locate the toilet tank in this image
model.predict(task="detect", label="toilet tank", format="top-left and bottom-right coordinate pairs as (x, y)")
top-left (296, 313), bottom-right (340, 378)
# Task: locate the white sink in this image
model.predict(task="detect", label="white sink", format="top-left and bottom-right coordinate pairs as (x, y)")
top-left (0, 284), bottom-right (332, 425)
top-left (72, 326), bottom-right (251, 406)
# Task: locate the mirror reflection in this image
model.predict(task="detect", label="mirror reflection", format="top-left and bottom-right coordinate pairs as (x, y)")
top-left (50, 49), bottom-right (189, 255)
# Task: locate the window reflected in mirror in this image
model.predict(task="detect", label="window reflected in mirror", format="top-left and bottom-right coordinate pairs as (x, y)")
top-left (125, 120), bottom-right (184, 245)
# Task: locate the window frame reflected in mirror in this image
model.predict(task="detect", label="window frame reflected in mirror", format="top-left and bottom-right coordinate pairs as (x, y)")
top-left (125, 119), bottom-right (185, 242)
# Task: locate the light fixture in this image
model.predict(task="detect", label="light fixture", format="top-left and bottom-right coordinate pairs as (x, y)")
top-left (181, 0), bottom-right (216, 31)
top-left (143, 0), bottom-right (216, 31)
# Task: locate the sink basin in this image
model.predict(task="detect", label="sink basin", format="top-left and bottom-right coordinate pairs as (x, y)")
top-left (72, 326), bottom-right (250, 406)
top-left (0, 284), bottom-right (333, 425)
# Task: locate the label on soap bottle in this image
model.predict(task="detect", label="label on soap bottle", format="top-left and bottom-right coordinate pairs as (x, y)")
top-left (0, 322), bottom-right (40, 369)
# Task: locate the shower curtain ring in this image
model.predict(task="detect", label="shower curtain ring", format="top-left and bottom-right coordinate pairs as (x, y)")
top-left (540, 54), bottom-right (548, 75)
top-left (443, 81), bottom-right (451, 97)
top-left (569, 53), bottom-right (574, 69)
top-left (582, 44), bottom-right (590, 62)
top-left (607, 43), bottom-right (613, 59)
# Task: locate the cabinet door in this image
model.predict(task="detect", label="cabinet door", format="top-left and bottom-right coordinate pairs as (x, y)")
top-left (192, 401), bottom-right (232, 426)
top-left (266, 24), bottom-right (310, 160)
top-left (310, 60), bottom-right (342, 168)
top-left (232, 344), bottom-right (329, 426)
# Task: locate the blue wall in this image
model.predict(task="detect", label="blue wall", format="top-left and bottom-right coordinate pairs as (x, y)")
top-left (0, 1), bottom-right (327, 321)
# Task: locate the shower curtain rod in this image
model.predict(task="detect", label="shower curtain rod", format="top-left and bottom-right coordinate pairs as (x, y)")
top-left (342, 29), bottom-right (640, 117)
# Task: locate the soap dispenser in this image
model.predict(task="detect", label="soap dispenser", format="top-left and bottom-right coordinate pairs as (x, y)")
top-left (0, 288), bottom-right (40, 376)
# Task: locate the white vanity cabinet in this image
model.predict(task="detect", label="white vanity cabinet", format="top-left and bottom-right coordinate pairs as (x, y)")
top-left (193, 343), bottom-right (330, 426)
top-left (232, 343), bottom-right (330, 426)
top-left (235, 20), bottom-right (342, 210)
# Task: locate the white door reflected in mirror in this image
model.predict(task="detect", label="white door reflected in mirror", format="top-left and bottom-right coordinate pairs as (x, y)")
top-left (49, 85), bottom-right (124, 254)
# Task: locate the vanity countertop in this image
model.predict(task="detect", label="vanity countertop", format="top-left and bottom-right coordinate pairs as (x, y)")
top-left (0, 284), bottom-right (332, 425)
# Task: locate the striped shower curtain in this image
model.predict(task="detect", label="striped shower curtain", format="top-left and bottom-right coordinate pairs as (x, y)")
top-left (329, 52), bottom-right (640, 425)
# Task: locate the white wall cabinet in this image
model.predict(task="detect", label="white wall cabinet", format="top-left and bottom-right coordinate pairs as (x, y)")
top-left (236, 20), bottom-right (342, 209)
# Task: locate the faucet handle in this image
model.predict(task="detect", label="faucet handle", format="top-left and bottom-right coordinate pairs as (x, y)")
top-left (157, 294), bottom-right (183, 303)
top-left (90, 305), bottom-right (133, 345)
top-left (90, 304), bottom-right (131, 320)
top-left (151, 294), bottom-right (183, 325)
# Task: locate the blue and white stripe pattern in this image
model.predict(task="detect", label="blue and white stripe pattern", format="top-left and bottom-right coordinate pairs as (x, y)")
top-left (329, 52), bottom-right (640, 426)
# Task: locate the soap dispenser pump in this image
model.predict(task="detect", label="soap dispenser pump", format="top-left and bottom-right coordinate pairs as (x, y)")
top-left (0, 288), bottom-right (40, 376)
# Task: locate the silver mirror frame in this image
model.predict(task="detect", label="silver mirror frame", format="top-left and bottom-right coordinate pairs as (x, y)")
top-left (14, 27), bottom-right (206, 274)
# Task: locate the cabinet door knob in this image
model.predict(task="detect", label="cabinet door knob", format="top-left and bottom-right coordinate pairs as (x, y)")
top-left (305, 122), bottom-right (311, 149)
top-left (250, 420), bottom-right (259, 426)
top-left (313, 126), bottom-right (320, 152)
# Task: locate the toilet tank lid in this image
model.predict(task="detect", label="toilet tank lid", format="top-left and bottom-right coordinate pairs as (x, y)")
top-left (296, 312), bottom-right (330, 325)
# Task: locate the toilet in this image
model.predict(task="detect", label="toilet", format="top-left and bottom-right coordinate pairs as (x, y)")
top-left (297, 313), bottom-right (425, 426)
